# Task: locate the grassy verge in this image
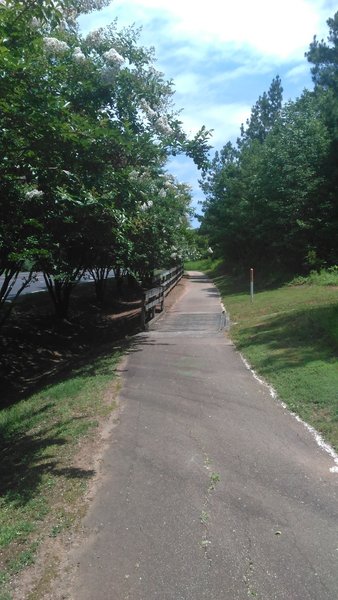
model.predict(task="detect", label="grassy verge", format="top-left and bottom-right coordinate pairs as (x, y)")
top-left (0, 346), bottom-right (123, 600)
top-left (185, 259), bottom-right (338, 452)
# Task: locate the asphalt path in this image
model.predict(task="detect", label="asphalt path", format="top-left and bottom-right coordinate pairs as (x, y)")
top-left (69, 271), bottom-right (338, 600)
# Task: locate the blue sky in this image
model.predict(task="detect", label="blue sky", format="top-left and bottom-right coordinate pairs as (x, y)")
top-left (79, 0), bottom-right (336, 225)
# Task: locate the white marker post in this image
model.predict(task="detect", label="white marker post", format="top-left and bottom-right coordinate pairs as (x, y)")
top-left (250, 268), bottom-right (254, 303)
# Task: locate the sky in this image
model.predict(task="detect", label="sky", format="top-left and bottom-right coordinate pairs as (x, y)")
top-left (79, 0), bottom-right (336, 225)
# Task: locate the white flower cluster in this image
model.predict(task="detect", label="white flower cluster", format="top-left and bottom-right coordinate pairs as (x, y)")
top-left (128, 169), bottom-right (155, 183)
top-left (103, 48), bottom-right (125, 67)
top-left (163, 178), bottom-right (177, 192)
top-left (30, 17), bottom-right (41, 28)
top-left (128, 170), bottom-right (140, 182)
top-left (85, 29), bottom-right (104, 46)
top-left (140, 101), bottom-right (173, 136)
top-left (100, 51), bottom-right (125, 84)
top-left (140, 200), bottom-right (153, 211)
top-left (156, 116), bottom-right (173, 136)
top-left (43, 37), bottom-right (69, 56)
top-left (25, 189), bottom-right (44, 200)
top-left (140, 100), bottom-right (157, 120)
top-left (73, 47), bottom-right (86, 63)
top-left (170, 248), bottom-right (182, 260)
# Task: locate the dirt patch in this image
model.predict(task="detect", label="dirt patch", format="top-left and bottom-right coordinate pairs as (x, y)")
top-left (4, 276), bottom-right (188, 600)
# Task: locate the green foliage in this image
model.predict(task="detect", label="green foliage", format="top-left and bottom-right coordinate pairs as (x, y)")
top-left (238, 75), bottom-right (283, 146)
top-left (182, 228), bottom-right (213, 261)
top-left (256, 92), bottom-right (331, 267)
top-left (184, 257), bottom-right (223, 273)
top-left (289, 265), bottom-right (338, 287)
top-left (306, 11), bottom-right (338, 94)
top-left (200, 14), bottom-right (338, 275)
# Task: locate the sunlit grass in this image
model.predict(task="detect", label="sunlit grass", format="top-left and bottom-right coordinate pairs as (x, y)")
top-left (0, 348), bottom-right (122, 599)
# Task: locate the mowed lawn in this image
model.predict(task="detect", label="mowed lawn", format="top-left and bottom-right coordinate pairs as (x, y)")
top-left (186, 259), bottom-right (338, 453)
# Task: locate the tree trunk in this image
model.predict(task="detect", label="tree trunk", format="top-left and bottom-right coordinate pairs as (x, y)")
top-left (54, 281), bottom-right (72, 319)
top-left (94, 277), bottom-right (106, 303)
top-left (43, 273), bottom-right (74, 320)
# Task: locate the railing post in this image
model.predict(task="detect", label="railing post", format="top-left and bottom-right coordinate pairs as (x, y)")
top-left (140, 267), bottom-right (183, 328)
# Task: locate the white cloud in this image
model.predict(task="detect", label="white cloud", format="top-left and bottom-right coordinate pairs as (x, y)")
top-left (285, 63), bottom-right (312, 82)
top-left (177, 102), bottom-right (251, 147)
top-left (89, 0), bottom-right (330, 61)
top-left (211, 62), bottom-right (273, 83)
top-left (171, 72), bottom-right (201, 96)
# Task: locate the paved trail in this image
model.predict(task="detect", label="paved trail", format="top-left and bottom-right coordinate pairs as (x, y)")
top-left (70, 272), bottom-right (338, 600)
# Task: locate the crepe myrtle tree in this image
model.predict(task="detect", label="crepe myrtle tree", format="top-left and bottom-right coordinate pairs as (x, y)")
top-left (0, 0), bottom-right (210, 320)
top-left (85, 203), bottom-right (133, 303)
top-left (0, 182), bottom-right (45, 325)
top-left (0, 1), bottom-right (48, 314)
top-left (34, 188), bottom-right (98, 319)
top-left (0, 0), bottom-right (87, 317)
top-left (77, 22), bottom-right (211, 169)
top-left (33, 186), bottom-right (131, 315)
top-left (127, 169), bottom-right (192, 284)
top-left (0, 4), bottom-right (105, 322)
top-left (36, 187), bottom-right (130, 317)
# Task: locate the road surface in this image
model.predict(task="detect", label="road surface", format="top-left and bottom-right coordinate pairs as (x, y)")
top-left (67, 272), bottom-right (338, 600)
top-left (0, 271), bottom-right (101, 300)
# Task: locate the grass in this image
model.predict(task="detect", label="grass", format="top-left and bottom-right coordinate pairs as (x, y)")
top-left (185, 259), bottom-right (338, 452)
top-left (0, 346), bottom-right (123, 600)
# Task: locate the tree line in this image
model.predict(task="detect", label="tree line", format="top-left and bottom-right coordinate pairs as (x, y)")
top-left (0, 0), bottom-right (210, 323)
top-left (199, 12), bottom-right (338, 275)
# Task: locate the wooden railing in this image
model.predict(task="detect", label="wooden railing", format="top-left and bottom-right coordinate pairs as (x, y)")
top-left (155, 265), bottom-right (184, 295)
top-left (140, 265), bottom-right (183, 329)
